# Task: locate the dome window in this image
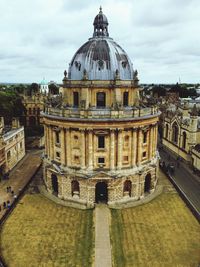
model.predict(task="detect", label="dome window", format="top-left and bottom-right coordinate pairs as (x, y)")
top-left (98, 60), bottom-right (104, 70)
top-left (122, 61), bottom-right (127, 68)
top-left (75, 61), bottom-right (81, 71)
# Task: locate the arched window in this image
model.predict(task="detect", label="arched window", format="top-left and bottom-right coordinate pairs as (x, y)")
top-left (123, 180), bottom-right (132, 197)
top-left (123, 92), bottom-right (129, 106)
top-left (165, 124), bottom-right (169, 139)
top-left (182, 131), bottom-right (187, 149)
top-left (97, 92), bottom-right (106, 107)
top-left (51, 174), bottom-right (58, 196)
top-left (144, 173), bottom-right (151, 193)
top-left (71, 180), bottom-right (80, 196)
top-left (172, 122), bottom-right (179, 143)
top-left (73, 92), bottom-right (79, 107)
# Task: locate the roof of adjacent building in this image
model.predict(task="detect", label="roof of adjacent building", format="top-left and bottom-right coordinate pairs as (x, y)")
top-left (68, 8), bottom-right (134, 81)
top-left (193, 144), bottom-right (200, 153)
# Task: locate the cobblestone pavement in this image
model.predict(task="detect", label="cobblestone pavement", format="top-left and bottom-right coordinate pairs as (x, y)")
top-left (0, 150), bottom-right (42, 220)
top-left (95, 204), bottom-right (112, 267)
top-left (159, 146), bottom-right (200, 213)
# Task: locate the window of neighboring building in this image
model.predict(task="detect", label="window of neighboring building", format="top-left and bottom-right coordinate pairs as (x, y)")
top-left (55, 131), bottom-right (60, 144)
top-left (165, 124), bottom-right (169, 139)
top-left (20, 142), bottom-right (23, 150)
top-left (98, 157), bottom-right (105, 164)
top-left (37, 108), bottom-right (40, 115)
top-left (172, 122), bottom-right (179, 143)
top-left (97, 92), bottom-right (106, 107)
top-left (182, 131), bottom-right (187, 149)
top-left (33, 108), bottom-right (36, 114)
top-left (143, 132), bottom-right (147, 143)
top-left (98, 136), bottom-right (105, 149)
top-left (73, 92), bottom-right (79, 107)
top-left (29, 108), bottom-right (32, 114)
top-left (7, 151), bottom-right (11, 160)
top-left (123, 92), bottom-right (129, 106)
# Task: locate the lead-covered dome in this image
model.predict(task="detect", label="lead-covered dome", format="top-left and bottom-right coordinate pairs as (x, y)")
top-left (68, 8), bottom-right (134, 81)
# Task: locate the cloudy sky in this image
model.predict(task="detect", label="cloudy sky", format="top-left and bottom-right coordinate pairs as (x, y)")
top-left (0, 0), bottom-right (199, 84)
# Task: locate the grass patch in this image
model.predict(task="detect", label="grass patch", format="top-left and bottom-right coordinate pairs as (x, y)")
top-left (0, 194), bottom-right (94, 267)
top-left (111, 193), bottom-right (200, 267)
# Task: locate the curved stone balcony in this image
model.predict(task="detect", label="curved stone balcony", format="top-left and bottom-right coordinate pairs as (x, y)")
top-left (43, 106), bottom-right (159, 121)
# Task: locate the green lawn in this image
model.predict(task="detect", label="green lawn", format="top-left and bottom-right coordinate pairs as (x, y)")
top-left (0, 194), bottom-right (94, 267)
top-left (111, 193), bottom-right (200, 267)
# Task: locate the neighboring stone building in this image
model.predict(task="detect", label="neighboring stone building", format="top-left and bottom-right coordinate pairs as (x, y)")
top-left (0, 117), bottom-right (25, 174)
top-left (42, 8), bottom-right (160, 208)
top-left (162, 101), bottom-right (200, 164)
top-left (22, 93), bottom-right (46, 127)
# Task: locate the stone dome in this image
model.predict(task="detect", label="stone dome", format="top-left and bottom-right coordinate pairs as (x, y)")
top-left (68, 8), bottom-right (134, 81)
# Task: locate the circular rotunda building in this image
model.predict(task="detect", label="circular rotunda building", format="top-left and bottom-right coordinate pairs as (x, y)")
top-left (42, 8), bottom-right (160, 208)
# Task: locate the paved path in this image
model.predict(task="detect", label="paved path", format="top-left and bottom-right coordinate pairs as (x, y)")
top-left (94, 204), bottom-right (112, 267)
top-left (0, 150), bottom-right (41, 220)
top-left (159, 146), bottom-right (200, 213)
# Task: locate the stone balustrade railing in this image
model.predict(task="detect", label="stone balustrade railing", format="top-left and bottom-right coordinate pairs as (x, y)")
top-left (43, 106), bottom-right (159, 120)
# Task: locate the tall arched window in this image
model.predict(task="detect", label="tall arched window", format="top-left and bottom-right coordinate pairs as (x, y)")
top-left (73, 92), bottom-right (79, 107)
top-left (182, 131), bottom-right (187, 149)
top-left (165, 124), bottom-right (169, 139)
top-left (123, 92), bottom-right (129, 106)
top-left (97, 92), bottom-right (106, 107)
top-left (172, 122), bottom-right (179, 143)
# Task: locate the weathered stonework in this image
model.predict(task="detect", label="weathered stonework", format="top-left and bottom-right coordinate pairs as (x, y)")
top-left (42, 9), bottom-right (160, 208)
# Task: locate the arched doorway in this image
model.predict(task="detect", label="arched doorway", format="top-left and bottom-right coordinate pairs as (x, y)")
top-left (95, 182), bottom-right (108, 203)
top-left (144, 173), bottom-right (151, 193)
top-left (51, 174), bottom-right (58, 196)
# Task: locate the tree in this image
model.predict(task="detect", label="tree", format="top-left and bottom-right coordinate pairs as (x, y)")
top-left (49, 83), bottom-right (59, 95)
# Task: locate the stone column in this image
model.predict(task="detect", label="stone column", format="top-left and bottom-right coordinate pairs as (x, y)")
top-left (148, 126), bottom-right (152, 160)
top-left (49, 126), bottom-right (54, 160)
top-left (131, 129), bottom-right (137, 167)
top-left (117, 129), bottom-right (122, 169)
top-left (81, 129), bottom-right (86, 169)
top-left (154, 124), bottom-right (158, 157)
top-left (88, 129), bottom-right (93, 170)
top-left (110, 129), bottom-right (115, 170)
top-left (137, 128), bottom-right (142, 165)
top-left (66, 128), bottom-right (71, 167)
top-left (60, 128), bottom-right (66, 166)
top-left (44, 125), bottom-right (48, 156)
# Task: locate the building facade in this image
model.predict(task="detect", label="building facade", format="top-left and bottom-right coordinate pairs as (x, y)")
top-left (0, 117), bottom-right (25, 174)
top-left (162, 102), bottom-right (200, 164)
top-left (42, 9), bottom-right (160, 208)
